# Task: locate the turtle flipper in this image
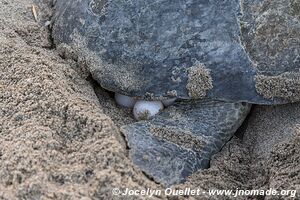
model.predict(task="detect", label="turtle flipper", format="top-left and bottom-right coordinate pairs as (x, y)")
top-left (121, 100), bottom-right (251, 185)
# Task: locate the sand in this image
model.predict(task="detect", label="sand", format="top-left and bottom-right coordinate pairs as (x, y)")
top-left (0, 0), bottom-right (299, 199)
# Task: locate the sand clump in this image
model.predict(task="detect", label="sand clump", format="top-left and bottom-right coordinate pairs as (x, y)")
top-left (150, 126), bottom-right (206, 151)
top-left (255, 73), bottom-right (300, 102)
top-left (186, 62), bottom-right (213, 99)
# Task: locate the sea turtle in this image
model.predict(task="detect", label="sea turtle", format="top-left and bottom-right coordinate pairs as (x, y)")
top-left (52, 0), bottom-right (300, 185)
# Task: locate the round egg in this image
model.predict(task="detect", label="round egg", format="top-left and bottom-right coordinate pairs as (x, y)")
top-left (161, 98), bottom-right (177, 107)
top-left (133, 100), bottom-right (164, 120)
top-left (115, 93), bottom-right (137, 108)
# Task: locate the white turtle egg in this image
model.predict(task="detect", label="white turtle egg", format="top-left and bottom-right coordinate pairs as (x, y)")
top-left (133, 100), bottom-right (164, 120)
top-left (161, 98), bottom-right (177, 107)
top-left (114, 93), bottom-right (137, 108)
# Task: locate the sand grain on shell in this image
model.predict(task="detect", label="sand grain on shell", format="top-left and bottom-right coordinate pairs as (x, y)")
top-left (186, 62), bottom-right (213, 99)
top-left (255, 72), bottom-right (300, 102)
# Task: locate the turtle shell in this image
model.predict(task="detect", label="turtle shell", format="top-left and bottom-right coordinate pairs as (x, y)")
top-left (52, 0), bottom-right (300, 104)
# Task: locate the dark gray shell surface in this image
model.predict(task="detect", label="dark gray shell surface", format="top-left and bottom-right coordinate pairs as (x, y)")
top-left (122, 100), bottom-right (251, 185)
top-left (52, 0), bottom-right (300, 104)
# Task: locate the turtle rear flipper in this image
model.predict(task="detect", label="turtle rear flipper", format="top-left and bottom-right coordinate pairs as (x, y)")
top-left (121, 100), bottom-right (251, 185)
